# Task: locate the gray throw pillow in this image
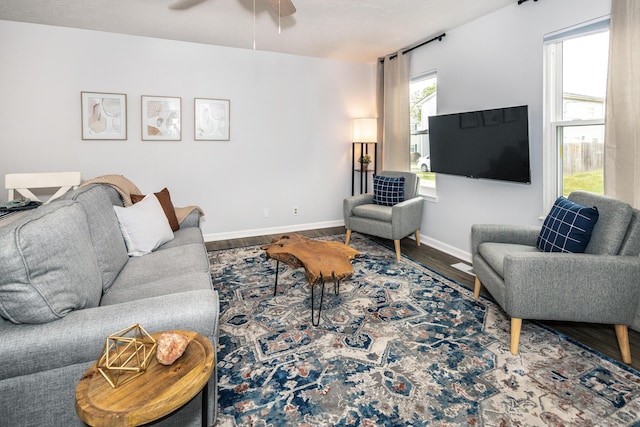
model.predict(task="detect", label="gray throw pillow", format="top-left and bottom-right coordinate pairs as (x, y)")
top-left (62, 184), bottom-right (129, 293)
top-left (0, 201), bottom-right (103, 324)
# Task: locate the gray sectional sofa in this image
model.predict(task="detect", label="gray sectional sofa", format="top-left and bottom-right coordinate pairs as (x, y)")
top-left (0, 184), bottom-right (219, 426)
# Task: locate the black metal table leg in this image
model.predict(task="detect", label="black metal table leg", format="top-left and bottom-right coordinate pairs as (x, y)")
top-left (311, 273), bottom-right (326, 326)
top-left (201, 380), bottom-right (209, 427)
top-left (273, 260), bottom-right (280, 296)
top-left (272, 265), bottom-right (343, 327)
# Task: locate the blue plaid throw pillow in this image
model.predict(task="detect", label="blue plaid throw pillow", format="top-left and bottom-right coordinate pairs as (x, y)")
top-left (373, 175), bottom-right (405, 206)
top-left (536, 196), bottom-right (599, 253)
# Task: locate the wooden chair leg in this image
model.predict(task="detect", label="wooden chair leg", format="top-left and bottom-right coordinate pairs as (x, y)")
top-left (510, 318), bottom-right (522, 355)
top-left (345, 229), bottom-right (352, 246)
top-left (473, 277), bottom-right (482, 299)
top-left (615, 324), bottom-right (632, 364)
top-left (394, 240), bottom-right (401, 260)
top-left (414, 230), bottom-right (421, 246)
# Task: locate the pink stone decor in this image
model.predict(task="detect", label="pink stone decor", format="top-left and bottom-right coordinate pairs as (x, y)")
top-left (156, 332), bottom-right (190, 365)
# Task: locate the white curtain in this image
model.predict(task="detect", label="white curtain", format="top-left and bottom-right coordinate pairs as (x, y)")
top-left (604, 0), bottom-right (640, 207)
top-left (377, 51), bottom-right (410, 172)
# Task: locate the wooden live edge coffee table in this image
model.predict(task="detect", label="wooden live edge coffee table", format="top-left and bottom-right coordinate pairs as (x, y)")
top-left (261, 233), bottom-right (360, 326)
top-left (75, 330), bottom-right (214, 427)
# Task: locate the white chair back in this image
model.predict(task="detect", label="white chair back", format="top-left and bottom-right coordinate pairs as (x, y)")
top-left (6, 172), bottom-right (81, 204)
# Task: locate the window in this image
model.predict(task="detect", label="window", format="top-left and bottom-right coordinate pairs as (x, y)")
top-left (543, 19), bottom-right (609, 211)
top-left (410, 72), bottom-right (437, 196)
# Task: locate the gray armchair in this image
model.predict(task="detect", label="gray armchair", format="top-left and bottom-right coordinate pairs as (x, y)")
top-left (344, 171), bottom-right (424, 260)
top-left (472, 191), bottom-right (640, 363)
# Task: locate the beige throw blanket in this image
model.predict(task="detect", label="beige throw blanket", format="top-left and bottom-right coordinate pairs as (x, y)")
top-left (80, 174), bottom-right (204, 224)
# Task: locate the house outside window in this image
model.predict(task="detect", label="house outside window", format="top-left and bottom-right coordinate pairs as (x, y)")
top-left (410, 72), bottom-right (437, 197)
top-left (543, 18), bottom-right (609, 212)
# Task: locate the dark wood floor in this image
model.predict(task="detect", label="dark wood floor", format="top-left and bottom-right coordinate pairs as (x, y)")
top-left (206, 226), bottom-right (640, 370)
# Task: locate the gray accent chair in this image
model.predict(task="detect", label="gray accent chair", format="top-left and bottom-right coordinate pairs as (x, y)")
top-left (344, 171), bottom-right (424, 260)
top-left (472, 191), bottom-right (640, 364)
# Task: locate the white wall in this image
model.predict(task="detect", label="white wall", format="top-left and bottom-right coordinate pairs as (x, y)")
top-left (0, 20), bottom-right (376, 240)
top-left (409, 0), bottom-right (611, 260)
top-left (0, 0), bottom-right (613, 256)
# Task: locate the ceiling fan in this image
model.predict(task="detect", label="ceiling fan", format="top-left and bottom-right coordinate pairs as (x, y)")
top-left (170, 0), bottom-right (296, 17)
top-left (266, 0), bottom-right (296, 17)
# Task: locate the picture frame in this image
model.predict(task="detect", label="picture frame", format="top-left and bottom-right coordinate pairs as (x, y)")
top-left (141, 96), bottom-right (182, 141)
top-left (81, 92), bottom-right (127, 140)
top-left (194, 98), bottom-right (230, 141)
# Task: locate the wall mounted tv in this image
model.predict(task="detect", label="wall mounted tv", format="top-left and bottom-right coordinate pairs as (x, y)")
top-left (428, 105), bottom-right (531, 184)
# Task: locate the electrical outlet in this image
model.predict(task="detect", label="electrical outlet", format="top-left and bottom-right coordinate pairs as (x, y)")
top-left (263, 208), bottom-right (269, 218)
top-left (293, 206), bottom-right (299, 216)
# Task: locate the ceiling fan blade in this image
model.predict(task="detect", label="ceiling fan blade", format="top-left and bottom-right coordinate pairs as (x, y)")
top-left (169, 0), bottom-right (208, 10)
top-left (267, 0), bottom-right (296, 17)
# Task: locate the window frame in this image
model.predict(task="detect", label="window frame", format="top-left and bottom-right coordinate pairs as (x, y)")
top-left (409, 71), bottom-right (437, 200)
top-left (542, 17), bottom-right (609, 214)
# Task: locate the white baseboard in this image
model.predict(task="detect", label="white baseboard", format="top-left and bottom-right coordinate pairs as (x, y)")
top-left (205, 223), bottom-right (472, 264)
top-left (203, 220), bottom-right (345, 242)
top-left (418, 233), bottom-right (472, 263)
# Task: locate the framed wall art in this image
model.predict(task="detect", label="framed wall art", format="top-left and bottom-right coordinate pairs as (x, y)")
top-left (81, 92), bottom-right (127, 140)
top-left (141, 96), bottom-right (182, 141)
top-left (194, 98), bottom-right (230, 141)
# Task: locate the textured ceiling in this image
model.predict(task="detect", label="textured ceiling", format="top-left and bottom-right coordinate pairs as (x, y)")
top-left (0, 0), bottom-right (515, 63)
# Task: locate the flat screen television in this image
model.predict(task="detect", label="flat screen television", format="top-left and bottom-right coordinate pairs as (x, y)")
top-left (428, 105), bottom-right (531, 184)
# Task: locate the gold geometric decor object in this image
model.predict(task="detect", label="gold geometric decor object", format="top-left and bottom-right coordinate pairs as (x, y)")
top-left (97, 324), bottom-right (157, 388)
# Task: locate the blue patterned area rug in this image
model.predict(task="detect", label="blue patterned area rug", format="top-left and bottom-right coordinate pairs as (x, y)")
top-left (209, 233), bottom-right (640, 426)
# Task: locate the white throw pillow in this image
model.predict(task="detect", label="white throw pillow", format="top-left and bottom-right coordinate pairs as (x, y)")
top-left (113, 194), bottom-right (174, 256)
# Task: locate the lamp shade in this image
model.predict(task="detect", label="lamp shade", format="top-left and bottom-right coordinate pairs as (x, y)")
top-left (352, 118), bottom-right (377, 143)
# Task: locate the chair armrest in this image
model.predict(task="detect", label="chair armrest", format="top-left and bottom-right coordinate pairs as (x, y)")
top-left (392, 196), bottom-right (423, 211)
top-left (503, 253), bottom-right (640, 323)
top-left (0, 290), bottom-right (218, 381)
top-left (471, 224), bottom-right (541, 255)
top-left (391, 197), bottom-right (424, 239)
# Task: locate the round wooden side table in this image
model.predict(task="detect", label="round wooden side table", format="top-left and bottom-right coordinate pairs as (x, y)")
top-left (76, 330), bottom-right (214, 427)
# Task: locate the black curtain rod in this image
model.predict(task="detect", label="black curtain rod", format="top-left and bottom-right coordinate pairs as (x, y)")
top-left (402, 32), bottom-right (446, 55)
top-left (517, 0), bottom-right (538, 4)
top-left (381, 32), bottom-right (446, 62)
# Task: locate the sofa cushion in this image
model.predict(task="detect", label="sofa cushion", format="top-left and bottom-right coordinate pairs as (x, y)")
top-left (0, 201), bottom-right (103, 324)
top-left (373, 175), bottom-right (405, 207)
top-left (101, 271), bottom-right (212, 306)
top-left (113, 194), bottom-right (174, 257)
top-left (536, 196), bottom-right (599, 253)
top-left (157, 226), bottom-right (205, 250)
top-left (131, 187), bottom-right (180, 232)
top-left (61, 184), bottom-right (129, 293)
top-left (109, 243), bottom-right (210, 291)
